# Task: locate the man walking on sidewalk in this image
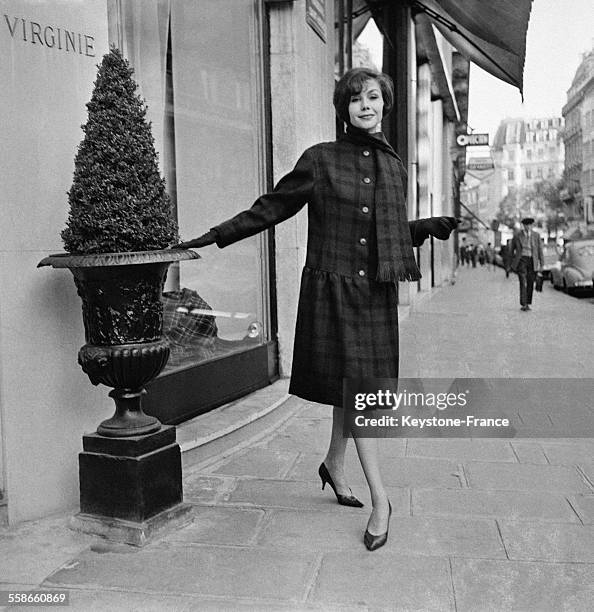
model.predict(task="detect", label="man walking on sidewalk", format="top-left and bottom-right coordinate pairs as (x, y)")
top-left (501, 239), bottom-right (512, 277)
top-left (510, 217), bottom-right (544, 311)
top-left (459, 237), bottom-right (468, 266)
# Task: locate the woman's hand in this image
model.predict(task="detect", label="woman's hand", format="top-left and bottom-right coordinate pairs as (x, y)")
top-left (172, 230), bottom-right (217, 249)
top-left (425, 217), bottom-right (459, 239)
top-left (411, 217), bottom-right (459, 246)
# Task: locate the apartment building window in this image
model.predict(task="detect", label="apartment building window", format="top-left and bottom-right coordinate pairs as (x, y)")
top-left (508, 169), bottom-right (514, 181)
top-left (526, 169), bottom-right (532, 179)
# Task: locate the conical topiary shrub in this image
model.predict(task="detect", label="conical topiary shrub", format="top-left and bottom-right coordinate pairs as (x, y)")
top-left (61, 47), bottom-right (177, 254)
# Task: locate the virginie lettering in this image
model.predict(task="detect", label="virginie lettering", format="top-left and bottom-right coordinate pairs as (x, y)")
top-left (4, 15), bottom-right (95, 57)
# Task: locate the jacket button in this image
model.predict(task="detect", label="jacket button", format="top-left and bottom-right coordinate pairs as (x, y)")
top-left (362, 206), bottom-right (369, 213)
top-left (362, 177), bottom-right (371, 184)
top-left (363, 150), bottom-right (370, 156)
top-left (359, 238), bottom-right (367, 245)
top-left (358, 270), bottom-right (366, 277)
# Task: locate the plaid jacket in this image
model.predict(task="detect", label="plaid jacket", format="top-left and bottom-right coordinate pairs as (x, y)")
top-left (213, 139), bottom-right (420, 279)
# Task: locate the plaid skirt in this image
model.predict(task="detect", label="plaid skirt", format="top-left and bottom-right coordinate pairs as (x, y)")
top-left (289, 266), bottom-right (399, 406)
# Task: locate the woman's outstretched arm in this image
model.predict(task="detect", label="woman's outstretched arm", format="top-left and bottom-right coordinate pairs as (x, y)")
top-left (175, 148), bottom-right (315, 249)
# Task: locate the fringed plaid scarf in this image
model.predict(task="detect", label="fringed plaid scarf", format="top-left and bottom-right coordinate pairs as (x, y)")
top-left (342, 126), bottom-right (421, 283)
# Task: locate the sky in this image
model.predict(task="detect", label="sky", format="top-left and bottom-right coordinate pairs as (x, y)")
top-left (467, 0), bottom-right (594, 140)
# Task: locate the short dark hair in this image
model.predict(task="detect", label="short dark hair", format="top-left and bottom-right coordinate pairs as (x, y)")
top-left (333, 67), bottom-right (394, 126)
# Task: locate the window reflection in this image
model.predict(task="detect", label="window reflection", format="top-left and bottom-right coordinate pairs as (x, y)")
top-left (161, 286), bottom-right (263, 372)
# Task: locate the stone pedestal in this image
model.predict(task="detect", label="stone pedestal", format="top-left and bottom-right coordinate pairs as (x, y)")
top-left (73, 425), bottom-right (193, 545)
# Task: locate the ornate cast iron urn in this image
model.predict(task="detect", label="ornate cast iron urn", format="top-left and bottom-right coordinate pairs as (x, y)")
top-left (38, 249), bottom-right (199, 437)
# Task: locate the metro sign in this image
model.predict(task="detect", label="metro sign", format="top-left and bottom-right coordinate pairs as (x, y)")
top-left (457, 133), bottom-right (489, 146)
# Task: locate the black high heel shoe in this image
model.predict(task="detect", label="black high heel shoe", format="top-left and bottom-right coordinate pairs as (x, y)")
top-left (364, 501), bottom-right (392, 551)
top-left (318, 463), bottom-right (364, 508)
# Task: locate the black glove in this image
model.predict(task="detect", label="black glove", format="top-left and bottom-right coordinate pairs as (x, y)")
top-left (412, 217), bottom-right (459, 246)
top-left (172, 230), bottom-right (217, 249)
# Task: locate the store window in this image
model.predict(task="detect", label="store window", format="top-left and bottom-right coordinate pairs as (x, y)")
top-left (165, 1), bottom-right (269, 373)
top-left (108, 0), bottom-right (273, 421)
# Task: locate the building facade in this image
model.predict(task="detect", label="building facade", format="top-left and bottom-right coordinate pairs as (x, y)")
top-left (461, 116), bottom-right (565, 233)
top-left (562, 47), bottom-right (594, 226)
top-left (1, 0), bottom-right (470, 525)
top-left (1, 0), bottom-right (338, 524)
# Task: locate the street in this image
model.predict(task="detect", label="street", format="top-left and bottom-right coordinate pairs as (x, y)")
top-left (1, 265), bottom-right (593, 611)
top-left (400, 262), bottom-right (594, 379)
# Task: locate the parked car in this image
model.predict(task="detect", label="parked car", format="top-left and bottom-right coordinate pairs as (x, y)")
top-left (550, 239), bottom-right (594, 295)
top-left (541, 243), bottom-right (559, 280)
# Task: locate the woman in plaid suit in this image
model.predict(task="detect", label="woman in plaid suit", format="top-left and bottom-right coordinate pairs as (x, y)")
top-left (178, 68), bottom-right (457, 550)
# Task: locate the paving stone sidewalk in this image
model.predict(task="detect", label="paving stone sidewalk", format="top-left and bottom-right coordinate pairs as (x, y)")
top-left (1, 266), bottom-right (593, 611)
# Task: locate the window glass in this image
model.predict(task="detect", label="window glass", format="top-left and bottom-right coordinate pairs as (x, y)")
top-left (166, 0), bottom-right (268, 372)
top-left (111, 0), bottom-right (269, 373)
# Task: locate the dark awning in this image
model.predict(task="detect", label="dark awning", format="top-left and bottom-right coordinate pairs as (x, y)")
top-left (359, 1), bottom-right (532, 96)
top-left (415, 12), bottom-right (460, 121)
top-left (409, 0), bottom-right (533, 95)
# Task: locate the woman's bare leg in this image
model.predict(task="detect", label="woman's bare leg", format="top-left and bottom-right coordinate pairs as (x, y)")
top-left (322, 406), bottom-right (351, 496)
top-left (352, 435), bottom-right (390, 534)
